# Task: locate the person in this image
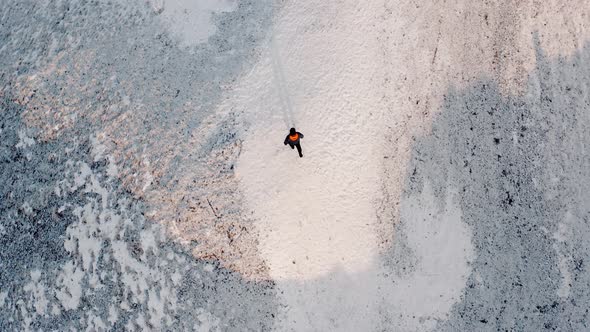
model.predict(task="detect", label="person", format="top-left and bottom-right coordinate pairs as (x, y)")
top-left (284, 127), bottom-right (304, 158)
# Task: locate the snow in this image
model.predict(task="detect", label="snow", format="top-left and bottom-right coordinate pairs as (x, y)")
top-left (86, 313), bottom-right (107, 331)
top-left (195, 308), bottom-right (221, 332)
top-left (553, 211), bottom-right (574, 299)
top-left (391, 183), bottom-right (474, 330)
top-left (23, 270), bottom-right (48, 316)
top-left (234, 1), bottom-right (474, 330)
top-left (0, 291), bottom-right (7, 308)
top-left (150, 0), bottom-right (237, 47)
top-left (2, 0), bottom-right (590, 330)
top-left (237, 0), bottom-right (385, 281)
top-left (55, 261), bottom-right (84, 311)
top-left (108, 305), bottom-right (118, 325)
top-left (15, 129), bottom-right (35, 149)
top-left (20, 202), bottom-right (33, 216)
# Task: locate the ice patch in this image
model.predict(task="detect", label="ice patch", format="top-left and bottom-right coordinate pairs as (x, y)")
top-left (150, 0), bottom-right (237, 47)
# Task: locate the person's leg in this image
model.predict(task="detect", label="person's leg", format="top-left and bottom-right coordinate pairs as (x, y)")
top-left (290, 143), bottom-right (295, 149)
top-left (296, 143), bottom-right (303, 157)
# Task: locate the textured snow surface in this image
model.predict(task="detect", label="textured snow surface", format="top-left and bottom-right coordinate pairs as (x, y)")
top-left (148, 0), bottom-right (238, 47)
top-left (2, 0), bottom-right (590, 331)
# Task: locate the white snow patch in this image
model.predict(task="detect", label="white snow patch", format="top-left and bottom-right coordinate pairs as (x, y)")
top-left (391, 182), bottom-right (475, 330)
top-left (55, 261), bottom-right (84, 310)
top-left (21, 202), bottom-right (33, 216)
top-left (16, 129), bottom-right (35, 149)
top-left (69, 203), bottom-right (103, 273)
top-left (553, 210), bottom-right (574, 299)
top-left (141, 228), bottom-right (158, 255)
top-left (142, 169), bottom-right (154, 191)
top-left (0, 291), bottom-right (8, 307)
top-left (106, 156), bottom-right (119, 178)
top-left (51, 304), bottom-right (61, 316)
top-left (23, 270), bottom-right (49, 316)
top-left (171, 271), bottom-right (182, 286)
top-left (90, 135), bottom-right (107, 162)
top-left (136, 314), bottom-right (150, 331)
top-left (269, 182), bottom-right (474, 331)
top-left (237, 15), bottom-right (383, 282)
top-left (108, 305), bottom-right (119, 325)
top-left (195, 308), bottom-right (221, 332)
top-left (233, 0), bottom-right (474, 328)
top-left (86, 312), bottom-right (107, 331)
top-left (73, 162), bottom-right (92, 190)
top-left (147, 288), bottom-right (166, 328)
top-left (475, 271), bottom-right (483, 284)
top-left (55, 158), bottom-right (181, 326)
top-left (150, 0), bottom-right (237, 47)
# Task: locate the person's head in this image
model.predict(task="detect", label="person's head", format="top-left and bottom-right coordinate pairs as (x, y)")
top-left (290, 128), bottom-right (296, 135)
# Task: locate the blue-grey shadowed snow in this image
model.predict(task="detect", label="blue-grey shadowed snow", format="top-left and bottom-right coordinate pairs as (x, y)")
top-left (401, 33), bottom-right (590, 331)
top-left (0, 99), bottom-right (277, 330)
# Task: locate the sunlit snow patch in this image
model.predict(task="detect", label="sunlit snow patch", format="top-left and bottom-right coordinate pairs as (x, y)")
top-left (393, 181), bottom-right (475, 330)
top-left (150, 0), bottom-right (237, 47)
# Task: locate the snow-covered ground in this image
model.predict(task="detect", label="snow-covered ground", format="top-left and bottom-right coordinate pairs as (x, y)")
top-left (2, 0), bottom-right (590, 331)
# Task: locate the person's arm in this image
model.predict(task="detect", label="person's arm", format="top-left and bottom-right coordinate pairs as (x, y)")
top-left (284, 136), bottom-right (289, 145)
top-left (298, 132), bottom-right (304, 139)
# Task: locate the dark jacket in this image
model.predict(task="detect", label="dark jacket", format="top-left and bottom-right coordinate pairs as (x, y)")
top-left (284, 132), bottom-right (304, 145)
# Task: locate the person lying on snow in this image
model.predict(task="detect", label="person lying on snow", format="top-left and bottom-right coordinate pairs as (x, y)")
top-left (284, 127), bottom-right (304, 158)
